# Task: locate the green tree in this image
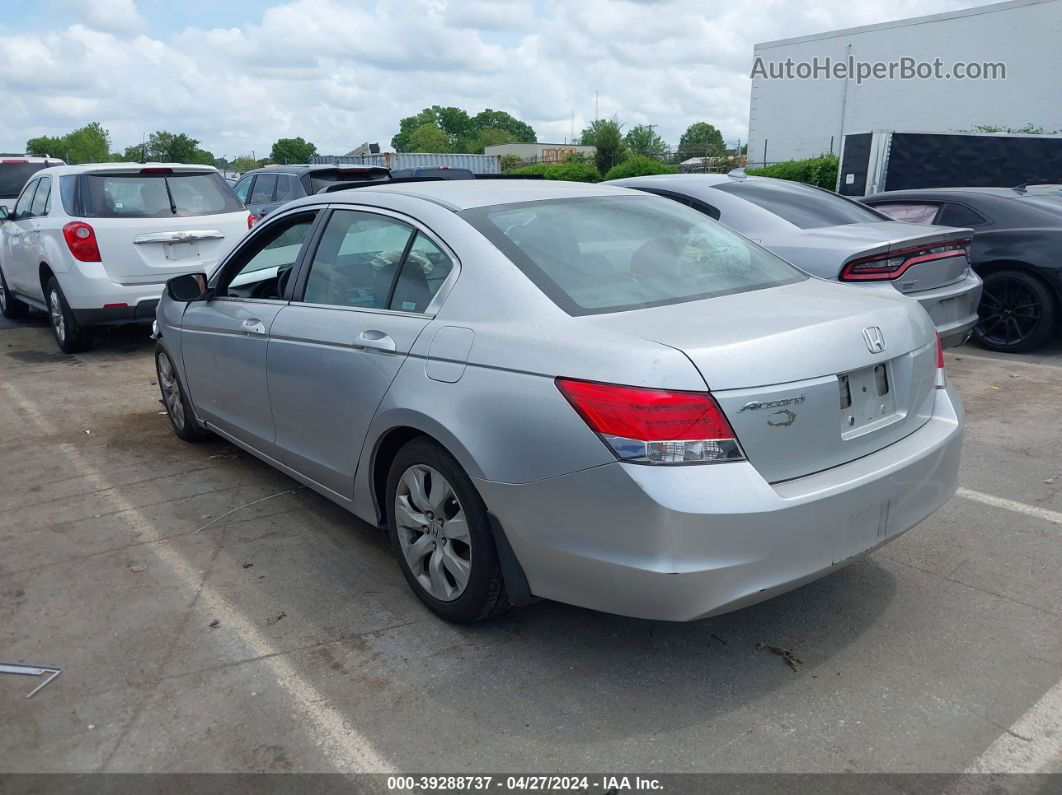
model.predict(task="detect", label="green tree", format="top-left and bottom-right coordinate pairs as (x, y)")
top-left (393, 105), bottom-right (536, 153)
top-left (26, 135), bottom-right (68, 160)
top-left (624, 125), bottom-right (667, 158)
top-left (746, 154), bottom-right (838, 190)
top-left (604, 154), bottom-right (678, 181)
top-left (407, 123), bottom-right (452, 153)
top-left (231, 155), bottom-right (258, 174)
top-left (580, 118), bottom-right (627, 175)
top-left (677, 122), bottom-right (726, 159)
top-left (144, 131), bottom-right (215, 164)
top-left (509, 161), bottom-right (601, 183)
top-left (269, 136), bottom-right (317, 164)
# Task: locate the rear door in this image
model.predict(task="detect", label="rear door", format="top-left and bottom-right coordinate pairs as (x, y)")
top-left (180, 210), bottom-right (320, 455)
top-left (76, 168), bottom-right (248, 284)
top-left (267, 207), bottom-right (455, 496)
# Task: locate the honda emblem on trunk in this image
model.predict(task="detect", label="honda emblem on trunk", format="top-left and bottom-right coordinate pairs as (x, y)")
top-left (863, 327), bottom-right (886, 354)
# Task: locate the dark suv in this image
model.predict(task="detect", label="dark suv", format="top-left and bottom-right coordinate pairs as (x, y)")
top-left (232, 164), bottom-right (390, 222)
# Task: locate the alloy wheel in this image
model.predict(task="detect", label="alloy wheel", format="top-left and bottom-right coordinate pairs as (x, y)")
top-left (0, 280), bottom-right (7, 311)
top-left (48, 288), bottom-right (65, 343)
top-left (157, 352), bottom-right (186, 432)
top-left (394, 464), bottom-right (472, 602)
top-left (976, 277), bottom-right (1043, 349)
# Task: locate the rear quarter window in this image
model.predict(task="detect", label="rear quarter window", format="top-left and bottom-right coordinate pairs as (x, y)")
top-left (462, 196), bottom-right (804, 316)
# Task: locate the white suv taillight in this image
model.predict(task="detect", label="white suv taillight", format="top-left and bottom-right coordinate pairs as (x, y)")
top-left (62, 222), bottom-right (101, 262)
top-left (247, 213), bottom-right (258, 229)
top-left (556, 378), bottom-right (744, 465)
top-left (935, 333), bottom-right (946, 389)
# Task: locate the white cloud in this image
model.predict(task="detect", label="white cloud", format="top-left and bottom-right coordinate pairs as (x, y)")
top-left (0, 0), bottom-right (997, 158)
top-left (56, 0), bottom-right (147, 35)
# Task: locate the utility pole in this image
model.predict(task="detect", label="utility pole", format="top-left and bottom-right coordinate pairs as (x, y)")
top-left (595, 91), bottom-right (599, 121)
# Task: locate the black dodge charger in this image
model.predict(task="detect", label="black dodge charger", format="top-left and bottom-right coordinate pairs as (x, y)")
top-left (863, 186), bottom-right (1062, 352)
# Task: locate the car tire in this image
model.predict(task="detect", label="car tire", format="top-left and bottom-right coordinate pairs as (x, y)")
top-left (45, 277), bottom-right (93, 353)
top-left (386, 438), bottom-right (509, 623)
top-left (974, 269), bottom-right (1058, 353)
top-left (155, 344), bottom-right (212, 442)
top-left (0, 263), bottom-right (29, 319)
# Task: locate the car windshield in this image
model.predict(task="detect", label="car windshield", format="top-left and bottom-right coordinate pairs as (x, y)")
top-left (462, 195), bottom-right (804, 316)
top-left (714, 180), bottom-right (887, 228)
top-left (79, 172), bottom-right (242, 218)
top-left (0, 162), bottom-right (51, 199)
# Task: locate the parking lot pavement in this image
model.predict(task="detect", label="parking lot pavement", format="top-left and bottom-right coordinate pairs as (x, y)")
top-left (1, 318), bottom-right (1060, 776)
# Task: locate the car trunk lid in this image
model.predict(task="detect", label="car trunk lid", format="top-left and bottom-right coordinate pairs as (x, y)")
top-left (584, 279), bottom-right (939, 482)
top-left (767, 222), bottom-right (973, 294)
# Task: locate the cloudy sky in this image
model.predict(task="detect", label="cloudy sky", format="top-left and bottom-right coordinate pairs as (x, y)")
top-left (0, 0), bottom-right (996, 158)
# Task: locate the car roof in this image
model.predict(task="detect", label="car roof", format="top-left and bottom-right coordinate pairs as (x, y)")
top-left (38, 162), bottom-right (219, 177)
top-left (241, 164), bottom-right (388, 175)
top-left (306, 178), bottom-right (639, 211)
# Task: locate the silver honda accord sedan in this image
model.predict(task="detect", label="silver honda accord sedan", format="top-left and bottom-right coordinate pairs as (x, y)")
top-left (154, 180), bottom-right (964, 623)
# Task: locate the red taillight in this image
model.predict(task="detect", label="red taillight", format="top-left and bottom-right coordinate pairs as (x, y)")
top-left (140, 167), bottom-right (173, 174)
top-left (841, 240), bottom-right (970, 281)
top-left (935, 333), bottom-right (946, 389)
top-left (247, 213), bottom-right (258, 229)
top-left (62, 222), bottom-right (101, 262)
top-left (2, 159), bottom-right (28, 164)
top-left (556, 378), bottom-right (743, 465)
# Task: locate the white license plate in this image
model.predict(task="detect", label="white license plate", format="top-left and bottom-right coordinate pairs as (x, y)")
top-left (163, 242), bottom-right (198, 261)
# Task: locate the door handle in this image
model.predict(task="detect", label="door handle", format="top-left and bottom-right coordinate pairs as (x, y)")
top-left (357, 329), bottom-right (396, 352)
top-left (241, 319), bottom-right (267, 335)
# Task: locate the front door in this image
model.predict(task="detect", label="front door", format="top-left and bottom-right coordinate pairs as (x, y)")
top-left (267, 208), bottom-right (456, 496)
top-left (179, 210), bottom-right (319, 456)
top-left (3, 178), bottom-right (41, 294)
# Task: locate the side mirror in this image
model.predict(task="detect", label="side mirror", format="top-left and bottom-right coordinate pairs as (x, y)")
top-left (166, 272), bottom-right (210, 302)
top-left (0, 207), bottom-right (9, 221)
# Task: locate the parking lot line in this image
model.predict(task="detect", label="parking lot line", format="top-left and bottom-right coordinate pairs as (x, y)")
top-left (956, 487), bottom-right (1062, 527)
top-left (965, 678), bottom-right (1062, 773)
top-left (946, 351), bottom-right (1062, 371)
top-left (3, 381), bottom-right (396, 775)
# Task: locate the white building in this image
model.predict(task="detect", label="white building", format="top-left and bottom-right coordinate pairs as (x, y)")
top-left (747, 0), bottom-right (1062, 166)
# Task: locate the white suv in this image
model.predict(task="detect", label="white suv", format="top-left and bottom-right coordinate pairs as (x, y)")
top-left (0, 155), bottom-right (66, 215)
top-left (0, 163), bottom-right (251, 352)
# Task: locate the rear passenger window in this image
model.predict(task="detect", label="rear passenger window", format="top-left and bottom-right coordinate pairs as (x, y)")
top-left (939, 203), bottom-right (988, 227)
top-left (301, 210), bottom-right (415, 309)
top-left (389, 233), bottom-right (454, 313)
top-left (249, 174), bottom-right (277, 204)
top-left (274, 174), bottom-right (302, 203)
top-left (30, 176), bottom-right (50, 216)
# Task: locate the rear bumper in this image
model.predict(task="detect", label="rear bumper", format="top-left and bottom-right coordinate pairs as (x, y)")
top-left (57, 264), bottom-right (167, 326)
top-left (907, 269), bottom-right (983, 348)
top-left (476, 384), bottom-right (963, 622)
top-left (72, 299), bottom-right (159, 326)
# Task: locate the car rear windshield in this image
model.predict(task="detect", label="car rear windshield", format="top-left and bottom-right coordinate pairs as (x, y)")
top-left (0, 162), bottom-right (51, 199)
top-left (713, 180), bottom-right (887, 229)
top-left (78, 172), bottom-right (242, 218)
top-left (462, 196), bottom-right (805, 316)
top-left (308, 168), bottom-right (390, 194)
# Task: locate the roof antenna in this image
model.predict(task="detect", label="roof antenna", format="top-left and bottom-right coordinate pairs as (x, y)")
top-left (1012, 183), bottom-right (1028, 194)
top-left (728, 167), bottom-right (747, 180)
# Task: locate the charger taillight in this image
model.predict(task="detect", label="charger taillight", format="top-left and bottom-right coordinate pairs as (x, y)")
top-left (62, 222), bottom-right (101, 262)
top-left (556, 378), bottom-right (744, 465)
top-left (841, 239), bottom-right (970, 281)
